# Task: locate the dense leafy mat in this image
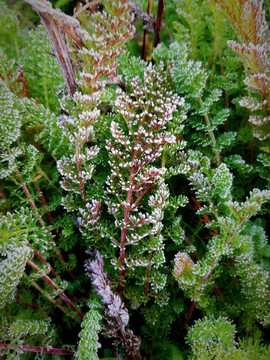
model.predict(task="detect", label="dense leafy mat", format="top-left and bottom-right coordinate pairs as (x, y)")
top-left (1, 0), bottom-right (270, 359)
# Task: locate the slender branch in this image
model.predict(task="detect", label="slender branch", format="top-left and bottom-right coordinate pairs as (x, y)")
top-left (36, 186), bottom-right (60, 239)
top-left (178, 218), bottom-right (245, 337)
top-left (25, 274), bottom-right (78, 320)
top-left (0, 182), bottom-right (58, 278)
top-left (35, 186), bottom-right (76, 280)
top-left (31, 247), bottom-right (57, 278)
top-left (177, 300), bottom-right (196, 339)
top-left (142, 0), bottom-right (154, 60)
top-left (0, 185), bottom-right (12, 212)
top-left (15, 298), bottom-right (59, 317)
top-left (153, 0), bottom-right (165, 48)
top-left (119, 133), bottom-right (142, 296)
top-left (197, 97), bottom-right (220, 165)
top-left (0, 343), bottom-right (75, 356)
top-left (145, 234), bottom-right (154, 302)
top-left (27, 260), bottom-right (83, 321)
top-left (230, 256), bottom-right (239, 289)
top-left (73, 0), bottom-right (101, 19)
top-left (184, 234), bottom-right (200, 262)
top-left (206, 43), bottom-right (216, 71)
top-left (8, 153), bottom-right (76, 279)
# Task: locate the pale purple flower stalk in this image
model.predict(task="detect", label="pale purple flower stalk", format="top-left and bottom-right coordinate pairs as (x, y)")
top-left (85, 249), bottom-right (141, 358)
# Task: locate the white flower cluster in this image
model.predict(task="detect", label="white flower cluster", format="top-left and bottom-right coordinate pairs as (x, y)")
top-left (57, 0), bottom-right (135, 225)
top-left (79, 199), bottom-right (102, 229)
top-left (104, 63), bottom-right (184, 302)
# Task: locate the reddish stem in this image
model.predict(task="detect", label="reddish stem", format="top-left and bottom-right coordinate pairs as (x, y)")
top-left (206, 43), bottom-right (216, 72)
top-left (119, 135), bottom-right (141, 296)
top-left (27, 260), bottom-right (83, 321)
top-left (184, 233), bottom-right (225, 304)
top-left (31, 248), bottom-right (57, 278)
top-left (36, 186), bottom-right (60, 239)
top-left (177, 300), bottom-right (196, 339)
top-left (93, 228), bottom-right (104, 245)
top-left (0, 186), bottom-right (12, 212)
top-left (0, 343), bottom-right (75, 356)
top-left (60, 293), bottom-right (83, 321)
top-left (178, 218), bottom-right (244, 336)
top-left (0, 182), bottom-right (58, 278)
top-left (36, 186), bottom-right (76, 280)
top-left (15, 298), bottom-right (59, 317)
top-left (184, 234), bottom-right (200, 262)
top-left (214, 286), bottom-right (225, 305)
top-left (265, 213), bottom-right (270, 234)
top-left (250, 122), bottom-right (254, 165)
top-left (77, 147), bottom-right (85, 199)
top-left (14, 168), bottom-right (76, 280)
top-left (145, 235), bottom-right (154, 302)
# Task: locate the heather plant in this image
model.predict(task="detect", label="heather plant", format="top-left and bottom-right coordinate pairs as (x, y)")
top-left (1, 0), bottom-right (270, 359)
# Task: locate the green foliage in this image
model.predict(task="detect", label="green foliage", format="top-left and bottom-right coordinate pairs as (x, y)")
top-left (75, 297), bottom-right (102, 360)
top-left (19, 25), bottom-right (63, 112)
top-left (1, 0), bottom-right (270, 359)
top-left (186, 314), bottom-right (237, 354)
top-left (0, 2), bottom-right (28, 59)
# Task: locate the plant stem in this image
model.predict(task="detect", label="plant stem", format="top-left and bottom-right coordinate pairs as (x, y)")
top-left (142, 0), bottom-right (154, 61)
top-left (206, 43), bottom-right (216, 71)
top-left (76, 146), bottom-right (85, 200)
top-left (145, 234), bottom-right (154, 302)
top-left (36, 186), bottom-right (60, 239)
top-left (178, 218), bottom-right (245, 336)
top-left (73, 0), bottom-right (101, 18)
top-left (177, 300), bottom-right (196, 339)
top-left (36, 186), bottom-right (76, 280)
top-left (119, 134), bottom-right (141, 296)
top-left (27, 260), bottom-right (83, 321)
top-left (15, 298), bottom-right (59, 317)
top-left (0, 185), bottom-right (12, 212)
top-left (0, 183), bottom-right (59, 278)
top-left (31, 247), bottom-right (57, 278)
top-left (153, 0), bottom-right (165, 48)
top-left (161, 143), bottom-right (167, 167)
top-left (38, 167), bottom-right (62, 193)
top-left (9, 150), bottom-right (75, 279)
top-left (25, 274), bottom-right (78, 321)
top-left (0, 343), bottom-right (75, 356)
top-left (197, 97), bottom-right (220, 165)
top-left (184, 234), bottom-right (199, 262)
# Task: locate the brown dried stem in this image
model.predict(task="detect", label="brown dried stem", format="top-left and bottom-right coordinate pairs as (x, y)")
top-left (153, 0), bottom-right (165, 48)
top-left (142, 0), bottom-right (154, 60)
